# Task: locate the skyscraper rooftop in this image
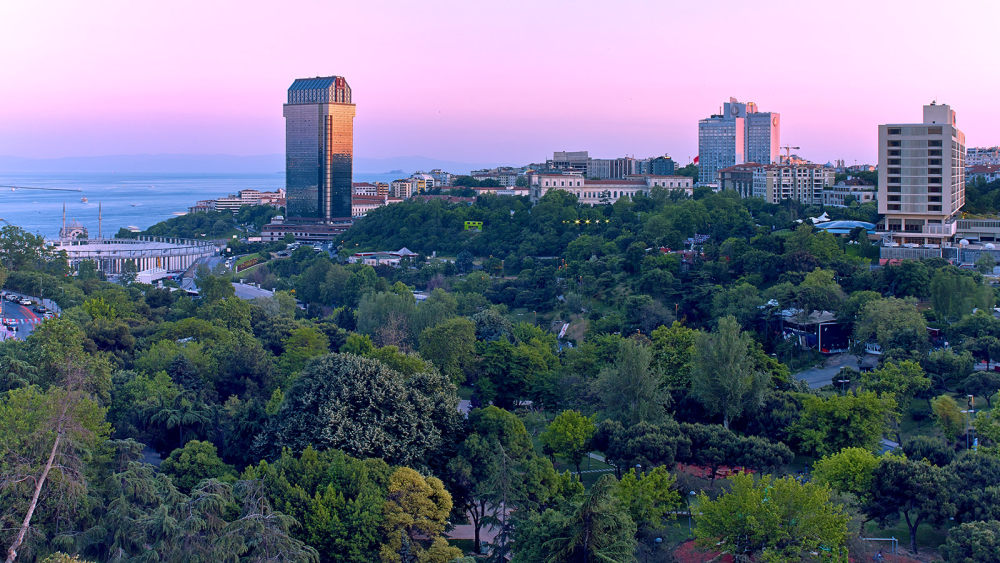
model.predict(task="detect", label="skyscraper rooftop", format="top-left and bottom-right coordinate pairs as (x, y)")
top-left (286, 76), bottom-right (352, 105)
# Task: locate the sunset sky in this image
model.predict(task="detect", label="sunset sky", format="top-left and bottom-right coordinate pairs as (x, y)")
top-left (2, 0), bottom-right (998, 166)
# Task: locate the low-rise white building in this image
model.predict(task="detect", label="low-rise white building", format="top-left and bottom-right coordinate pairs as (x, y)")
top-left (529, 173), bottom-right (692, 204)
top-left (348, 247), bottom-right (418, 267)
top-left (822, 180), bottom-right (876, 206)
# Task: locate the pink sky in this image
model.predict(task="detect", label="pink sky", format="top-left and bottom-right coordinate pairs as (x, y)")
top-left (1, 0), bottom-right (998, 166)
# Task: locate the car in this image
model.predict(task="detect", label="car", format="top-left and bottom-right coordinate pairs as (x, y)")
top-left (33, 305), bottom-right (46, 313)
top-left (19, 298), bottom-right (32, 306)
top-left (5, 294), bottom-right (16, 302)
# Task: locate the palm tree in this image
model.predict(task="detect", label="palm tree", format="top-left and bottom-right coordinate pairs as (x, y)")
top-left (149, 393), bottom-right (211, 448)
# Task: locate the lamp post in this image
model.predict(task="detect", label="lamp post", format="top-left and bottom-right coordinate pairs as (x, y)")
top-left (964, 395), bottom-right (976, 450)
top-left (687, 490), bottom-right (697, 537)
top-left (837, 379), bottom-right (850, 395)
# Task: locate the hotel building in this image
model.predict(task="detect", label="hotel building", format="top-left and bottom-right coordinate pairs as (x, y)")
top-left (284, 76), bottom-right (356, 222)
top-left (877, 103), bottom-right (965, 244)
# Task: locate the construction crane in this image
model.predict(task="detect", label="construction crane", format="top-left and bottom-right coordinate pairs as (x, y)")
top-left (780, 146), bottom-right (800, 164)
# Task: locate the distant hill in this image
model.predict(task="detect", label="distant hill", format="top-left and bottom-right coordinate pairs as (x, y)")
top-left (0, 154), bottom-right (285, 174)
top-left (0, 154), bottom-right (514, 175)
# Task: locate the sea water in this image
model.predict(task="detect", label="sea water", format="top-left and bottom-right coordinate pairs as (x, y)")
top-left (0, 172), bottom-right (402, 238)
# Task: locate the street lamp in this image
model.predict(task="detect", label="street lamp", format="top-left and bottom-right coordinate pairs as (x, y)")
top-left (687, 491), bottom-right (697, 537)
top-left (837, 379), bottom-right (850, 395)
top-left (634, 464), bottom-right (641, 477)
top-left (963, 395), bottom-right (976, 450)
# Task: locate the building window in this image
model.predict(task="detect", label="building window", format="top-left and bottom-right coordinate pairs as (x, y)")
top-left (888, 128), bottom-right (902, 135)
top-left (928, 140), bottom-right (942, 147)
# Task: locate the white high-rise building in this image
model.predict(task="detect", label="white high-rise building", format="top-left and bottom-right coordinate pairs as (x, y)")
top-left (878, 102), bottom-right (966, 243)
top-left (698, 98), bottom-right (779, 186)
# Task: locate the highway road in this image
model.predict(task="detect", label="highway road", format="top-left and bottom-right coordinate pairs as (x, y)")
top-left (0, 295), bottom-right (44, 341)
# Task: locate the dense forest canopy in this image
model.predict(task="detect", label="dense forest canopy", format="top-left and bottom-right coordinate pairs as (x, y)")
top-left (3, 185), bottom-right (1000, 561)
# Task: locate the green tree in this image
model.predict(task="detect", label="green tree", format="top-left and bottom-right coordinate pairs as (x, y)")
top-left (796, 267), bottom-right (846, 314)
top-left (537, 475), bottom-right (637, 563)
top-left (976, 253), bottom-right (997, 274)
top-left (931, 267), bottom-right (994, 321)
top-left (196, 270), bottom-right (235, 303)
top-left (963, 371), bottom-right (1000, 407)
top-left (446, 406), bottom-right (535, 554)
top-left (865, 457), bottom-right (955, 553)
top-left (811, 447), bottom-right (884, 499)
top-left (789, 391), bottom-right (897, 457)
top-left (694, 473), bottom-right (849, 561)
top-left (690, 315), bottom-right (768, 429)
top-left (945, 452), bottom-right (1000, 523)
top-left (418, 317), bottom-right (476, 384)
top-left (941, 521), bottom-right (1000, 563)
top-left (859, 360), bottom-right (930, 409)
top-left (257, 353), bottom-right (461, 469)
top-left (277, 327), bottom-right (329, 381)
top-left (592, 419), bottom-right (690, 478)
top-left (649, 321), bottom-right (698, 388)
top-left (1, 375), bottom-right (110, 561)
top-left (931, 394), bottom-right (964, 445)
top-left (379, 467), bottom-right (461, 563)
top-left (160, 439), bottom-right (235, 492)
top-left (356, 291), bottom-right (416, 349)
top-left (540, 410), bottom-right (596, 477)
top-left (241, 447), bottom-right (389, 562)
top-left (853, 297), bottom-right (928, 357)
top-left (614, 465), bottom-right (680, 530)
top-left (597, 338), bottom-right (668, 426)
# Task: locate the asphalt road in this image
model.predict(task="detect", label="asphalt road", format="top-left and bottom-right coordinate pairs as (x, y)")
top-left (793, 353), bottom-right (861, 389)
top-left (0, 298), bottom-right (42, 341)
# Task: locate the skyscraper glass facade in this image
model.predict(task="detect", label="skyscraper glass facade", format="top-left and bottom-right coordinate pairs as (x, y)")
top-left (284, 76), bottom-right (356, 221)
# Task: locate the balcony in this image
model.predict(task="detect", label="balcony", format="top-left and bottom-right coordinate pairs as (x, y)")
top-left (880, 220), bottom-right (957, 238)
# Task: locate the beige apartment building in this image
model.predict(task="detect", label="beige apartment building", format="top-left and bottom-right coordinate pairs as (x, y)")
top-left (752, 164), bottom-right (834, 204)
top-left (878, 103), bottom-right (965, 244)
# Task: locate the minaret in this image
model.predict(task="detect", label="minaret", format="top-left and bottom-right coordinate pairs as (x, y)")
top-left (61, 203), bottom-right (66, 240)
top-left (98, 202), bottom-right (103, 240)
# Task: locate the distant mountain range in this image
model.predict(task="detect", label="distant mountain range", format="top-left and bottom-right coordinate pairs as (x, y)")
top-left (0, 154), bottom-right (512, 175)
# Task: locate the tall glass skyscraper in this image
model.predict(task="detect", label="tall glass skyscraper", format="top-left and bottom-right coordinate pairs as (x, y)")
top-left (284, 76), bottom-right (356, 221)
top-left (698, 98), bottom-right (779, 186)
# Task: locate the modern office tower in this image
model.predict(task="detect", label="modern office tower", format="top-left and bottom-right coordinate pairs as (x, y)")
top-left (650, 156), bottom-right (675, 176)
top-left (698, 98), bottom-right (779, 185)
top-left (284, 76), bottom-right (356, 222)
top-left (878, 102), bottom-right (966, 244)
top-left (746, 108), bottom-right (780, 168)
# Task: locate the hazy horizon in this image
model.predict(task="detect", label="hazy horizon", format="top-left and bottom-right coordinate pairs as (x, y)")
top-left (3, 0), bottom-right (999, 166)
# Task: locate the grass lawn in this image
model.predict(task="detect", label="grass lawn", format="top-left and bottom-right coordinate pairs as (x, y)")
top-left (551, 454), bottom-right (618, 488)
top-left (863, 520), bottom-right (949, 552)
